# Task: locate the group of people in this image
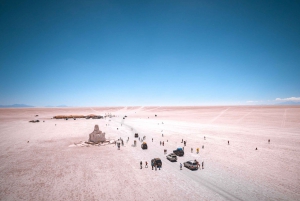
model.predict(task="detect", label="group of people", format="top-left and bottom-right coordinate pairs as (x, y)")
top-left (191, 147), bottom-right (203, 153)
top-left (140, 161), bottom-right (148, 169)
top-left (140, 161), bottom-right (161, 171)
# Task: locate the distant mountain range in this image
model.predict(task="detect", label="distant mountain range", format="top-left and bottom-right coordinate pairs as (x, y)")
top-left (0, 104), bottom-right (34, 108)
top-left (45, 105), bottom-right (68, 108)
top-left (0, 104), bottom-right (69, 108)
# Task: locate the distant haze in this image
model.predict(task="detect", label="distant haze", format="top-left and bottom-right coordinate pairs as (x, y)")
top-left (0, 1), bottom-right (299, 106)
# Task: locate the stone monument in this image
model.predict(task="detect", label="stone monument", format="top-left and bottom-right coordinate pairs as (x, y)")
top-left (88, 125), bottom-right (106, 143)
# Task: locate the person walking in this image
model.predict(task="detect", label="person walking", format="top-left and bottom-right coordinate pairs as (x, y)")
top-left (162, 141), bottom-right (164, 146)
top-left (202, 161), bottom-right (204, 169)
top-left (155, 165), bottom-right (157, 171)
top-left (180, 163), bottom-right (182, 170)
top-left (160, 141), bottom-right (161, 146)
top-left (268, 139), bottom-right (270, 144)
top-left (228, 141), bottom-right (230, 145)
top-left (151, 161), bottom-right (154, 170)
top-left (140, 161), bottom-right (142, 169)
top-left (152, 138), bottom-right (153, 142)
top-left (145, 161), bottom-right (148, 168)
top-left (191, 148), bottom-right (193, 153)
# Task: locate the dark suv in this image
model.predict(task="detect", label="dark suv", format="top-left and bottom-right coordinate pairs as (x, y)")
top-left (141, 142), bottom-right (147, 149)
top-left (151, 158), bottom-right (162, 168)
top-left (173, 147), bottom-right (184, 156)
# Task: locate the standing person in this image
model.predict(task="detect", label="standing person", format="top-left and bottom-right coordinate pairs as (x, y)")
top-left (140, 161), bottom-right (142, 169)
top-left (145, 161), bottom-right (148, 168)
top-left (202, 161), bottom-right (204, 169)
top-left (162, 141), bottom-right (164, 146)
top-left (160, 141), bottom-right (161, 146)
top-left (191, 148), bottom-right (193, 153)
top-left (268, 139), bottom-right (270, 144)
top-left (228, 141), bottom-right (229, 145)
top-left (152, 138), bottom-right (153, 142)
top-left (180, 163), bottom-right (182, 170)
top-left (155, 165), bottom-right (157, 171)
top-left (181, 139), bottom-right (183, 143)
top-left (195, 160), bottom-right (199, 169)
top-left (204, 136), bottom-right (206, 140)
top-left (151, 161), bottom-right (154, 170)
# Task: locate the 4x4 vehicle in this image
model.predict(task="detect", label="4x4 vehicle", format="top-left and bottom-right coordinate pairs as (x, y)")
top-left (173, 147), bottom-right (184, 156)
top-left (141, 142), bottom-right (147, 149)
top-left (151, 158), bottom-right (162, 168)
top-left (183, 160), bottom-right (199, 170)
top-left (166, 153), bottom-right (177, 162)
top-left (134, 133), bottom-right (139, 138)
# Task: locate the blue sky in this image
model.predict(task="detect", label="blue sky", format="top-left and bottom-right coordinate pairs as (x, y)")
top-left (0, 0), bottom-right (299, 106)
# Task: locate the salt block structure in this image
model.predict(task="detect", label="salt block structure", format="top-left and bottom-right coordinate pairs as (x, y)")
top-left (88, 125), bottom-right (106, 143)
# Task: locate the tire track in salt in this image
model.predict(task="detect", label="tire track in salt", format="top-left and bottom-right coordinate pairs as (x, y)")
top-left (281, 109), bottom-right (287, 128)
top-left (210, 107), bottom-right (230, 123)
top-left (118, 118), bottom-right (242, 201)
top-left (236, 109), bottom-right (254, 124)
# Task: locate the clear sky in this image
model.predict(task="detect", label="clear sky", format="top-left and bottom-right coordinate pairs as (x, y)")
top-left (0, 0), bottom-right (299, 106)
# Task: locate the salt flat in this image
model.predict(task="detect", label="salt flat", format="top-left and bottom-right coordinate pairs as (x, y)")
top-left (0, 106), bottom-right (300, 200)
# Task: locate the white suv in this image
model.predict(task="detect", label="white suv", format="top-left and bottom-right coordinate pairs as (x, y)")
top-left (183, 160), bottom-right (199, 170)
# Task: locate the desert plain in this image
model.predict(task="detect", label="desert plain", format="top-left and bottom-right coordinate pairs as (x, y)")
top-left (0, 106), bottom-right (300, 201)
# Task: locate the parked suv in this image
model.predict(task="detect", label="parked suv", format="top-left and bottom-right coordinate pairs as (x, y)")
top-left (183, 160), bottom-right (199, 170)
top-left (166, 153), bottom-right (177, 162)
top-left (141, 142), bottom-right (147, 149)
top-left (173, 147), bottom-right (184, 156)
top-left (151, 158), bottom-right (162, 168)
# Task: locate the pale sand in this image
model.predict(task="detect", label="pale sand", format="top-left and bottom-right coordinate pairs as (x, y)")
top-left (0, 106), bottom-right (300, 200)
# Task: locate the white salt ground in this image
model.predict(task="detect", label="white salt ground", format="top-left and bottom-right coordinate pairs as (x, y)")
top-left (0, 106), bottom-right (299, 200)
